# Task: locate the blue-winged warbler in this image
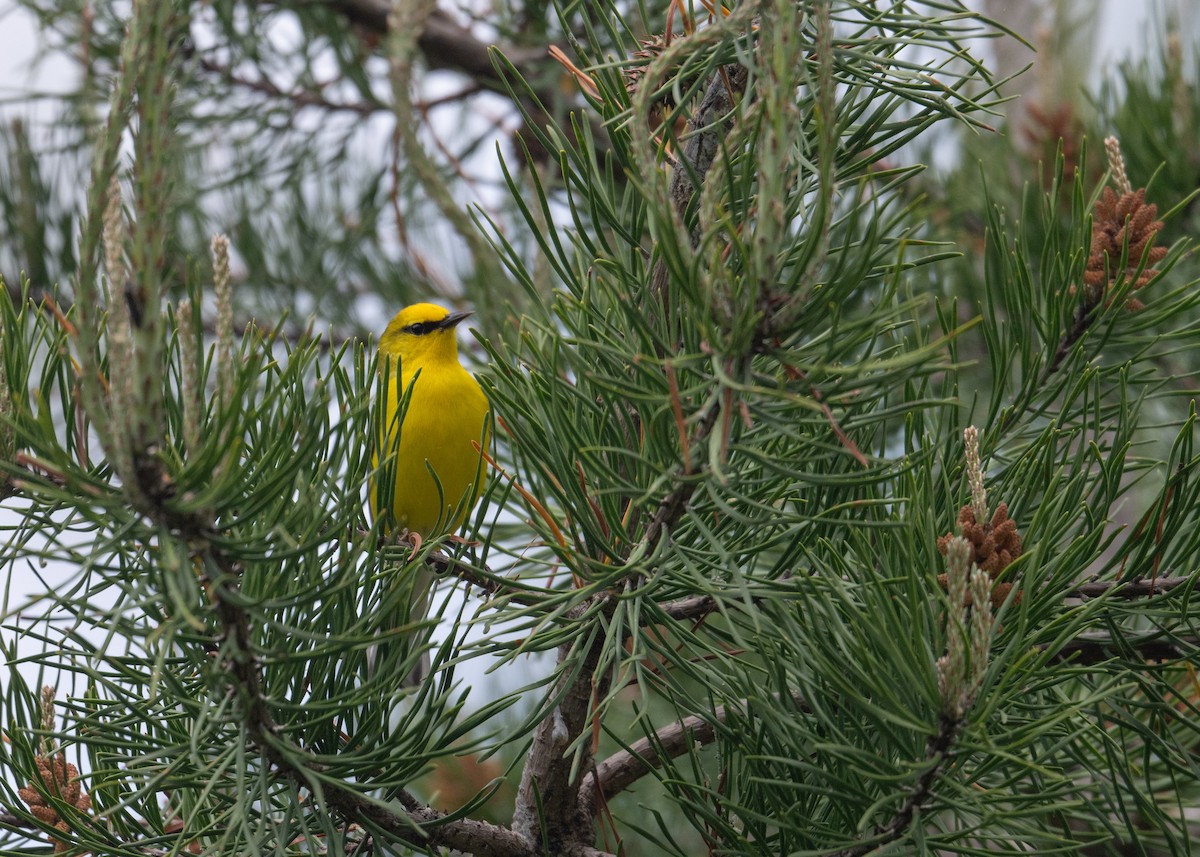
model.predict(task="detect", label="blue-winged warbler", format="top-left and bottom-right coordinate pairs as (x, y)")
top-left (371, 303), bottom-right (490, 536)
top-left (369, 303), bottom-right (489, 687)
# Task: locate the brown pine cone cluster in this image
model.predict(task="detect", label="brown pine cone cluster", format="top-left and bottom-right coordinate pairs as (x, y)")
top-left (1082, 187), bottom-right (1167, 311)
top-left (1023, 102), bottom-right (1084, 187)
top-left (17, 753), bottom-right (92, 853)
top-left (623, 34), bottom-right (670, 102)
top-left (937, 502), bottom-right (1023, 608)
top-left (942, 502), bottom-right (1023, 577)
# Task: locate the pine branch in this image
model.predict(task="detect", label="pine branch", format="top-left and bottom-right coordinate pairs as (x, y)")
top-left (648, 63), bottom-right (751, 305)
top-left (1066, 576), bottom-right (1194, 598)
top-left (582, 712), bottom-right (721, 809)
top-left (1041, 300), bottom-right (1096, 384)
top-left (191, 51), bottom-right (383, 116)
top-left (74, 434), bottom-right (535, 857)
top-left (426, 551), bottom-right (547, 608)
top-left (1047, 633), bottom-right (1199, 664)
top-left (580, 691), bottom-right (811, 812)
top-left (657, 592), bottom-right (717, 623)
top-left (829, 714), bottom-right (961, 857)
top-left (512, 598), bottom-right (613, 853)
top-left (320, 1), bottom-right (552, 103)
top-left (0, 811), bottom-right (32, 831)
top-left (655, 576), bottom-right (1196, 627)
top-left (201, 537), bottom-right (535, 856)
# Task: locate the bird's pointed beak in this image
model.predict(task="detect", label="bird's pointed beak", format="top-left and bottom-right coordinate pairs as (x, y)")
top-left (440, 310), bottom-right (473, 330)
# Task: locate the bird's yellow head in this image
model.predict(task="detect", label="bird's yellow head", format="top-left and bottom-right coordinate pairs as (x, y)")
top-left (379, 303), bottom-right (472, 369)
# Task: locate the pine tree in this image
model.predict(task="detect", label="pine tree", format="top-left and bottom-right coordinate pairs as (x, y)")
top-left (2, 1), bottom-right (1200, 855)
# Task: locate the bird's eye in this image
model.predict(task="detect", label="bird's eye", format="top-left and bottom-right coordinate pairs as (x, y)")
top-left (406, 322), bottom-right (429, 336)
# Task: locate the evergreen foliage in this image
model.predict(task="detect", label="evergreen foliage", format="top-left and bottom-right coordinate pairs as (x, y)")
top-left (1, 1), bottom-right (1199, 855)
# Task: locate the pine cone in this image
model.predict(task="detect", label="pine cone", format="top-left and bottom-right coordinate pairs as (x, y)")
top-left (623, 35), bottom-right (669, 102)
top-left (1023, 102), bottom-right (1083, 187)
top-left (1081, 187), bottom-right (1167, 311)
top-left (935, 575), bottom-right (1017, 610)
top-left (17, 753), bottom-right (92, 853)
top-left (937, 502), bottom-right (1023, 578)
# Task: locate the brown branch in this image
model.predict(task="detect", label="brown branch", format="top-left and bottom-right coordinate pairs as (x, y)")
top-left (829, 714), bottom-right (961, 857)
top-left (657, 593), bottom-right (716, 623)
top-left (425, 550), bottom-right (546, 608)
top-left (202, 546), bottom-right (536, 856)
top-left (1041, 300), bottom-right (1096, 385)
top-left (653, 576), bottom-right (1195, 627)
top-left (0, 811), bottom-right (34, 830)
top-left (649, 63), bottom-right (751, 304)
top-left (1065, 576), bottom-right (1194, 599)
top-left (579, 690), bottom-right (810, 814)
top-left (512, 597), bottom-right (614, 853)
top-left (638, 396), bottom-right (724, 553)
top-left (193, 53), bottom-right (383, 116)
top-left (581, 709), bottom-right (722, 810)
top-left (1046, 633), bottom-right (1199, 665)
top-left (319, 1), bottom-right (549, 95)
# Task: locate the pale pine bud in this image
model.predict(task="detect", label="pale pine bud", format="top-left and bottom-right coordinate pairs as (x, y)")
top-left (101, 176), bottom-right (139, 487)
top-left (103, 178), bottom-right (133, 367)
top-left (177, 299), bottom-right (200, 454)
top-left (945, 535), bottom-right (971, 614)
top-left (968, 567), bottom-right (994, 693)
top-left (1104, 136), bottom-right (1131, 196)
top-left (102, 175), bottom-right (126, 301)
top-left (0, 330), bottom-right (12, 465)
top-left (940, 536), bottom-right (972, 717)
top-left (963, 425), bottom-right (988, 524)
top-left (211, 234), bottom-right (233, 404)
top-left (38, 685), bottom-right (56, 757)
top-left (935, 654), bottom-right (954, 710)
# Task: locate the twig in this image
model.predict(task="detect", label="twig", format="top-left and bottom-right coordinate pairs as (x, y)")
top-left (1065, 576), bottom-right (1194, 599)
top-left (192, 53), bottom-right (382, 116)
top-left (583, 714), bottom-right (720, 812)
top-left (648, 63), bottom-right (751, 304)
top-left (657, 593), bottom-right (716, 623)
top-left (652, 576), bottom-right (1195, 630)
top-left (579, 691), bottom-right (810, 812)
top-left (1046, 633), bottom-right (1199, 664)
top-left (425, 551), bottom-right (546, 608)
top-left (638, 397), bottom-right (724, 552)
top-left (1041, 300), bottom-right (1096, 386)
top-left (325, 1), bottom-right (546, 88)
top-left (0, 811), bottom-right (33, 829)
top-left (828, 714), bottom-right (961, 857)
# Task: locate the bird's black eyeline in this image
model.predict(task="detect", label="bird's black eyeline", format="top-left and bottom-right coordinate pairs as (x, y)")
top-left (404, 310), bottom-right (472, 337)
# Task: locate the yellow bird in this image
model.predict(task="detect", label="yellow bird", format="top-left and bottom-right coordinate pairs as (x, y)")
top-left (371, 303), bottom-right (490, 537)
